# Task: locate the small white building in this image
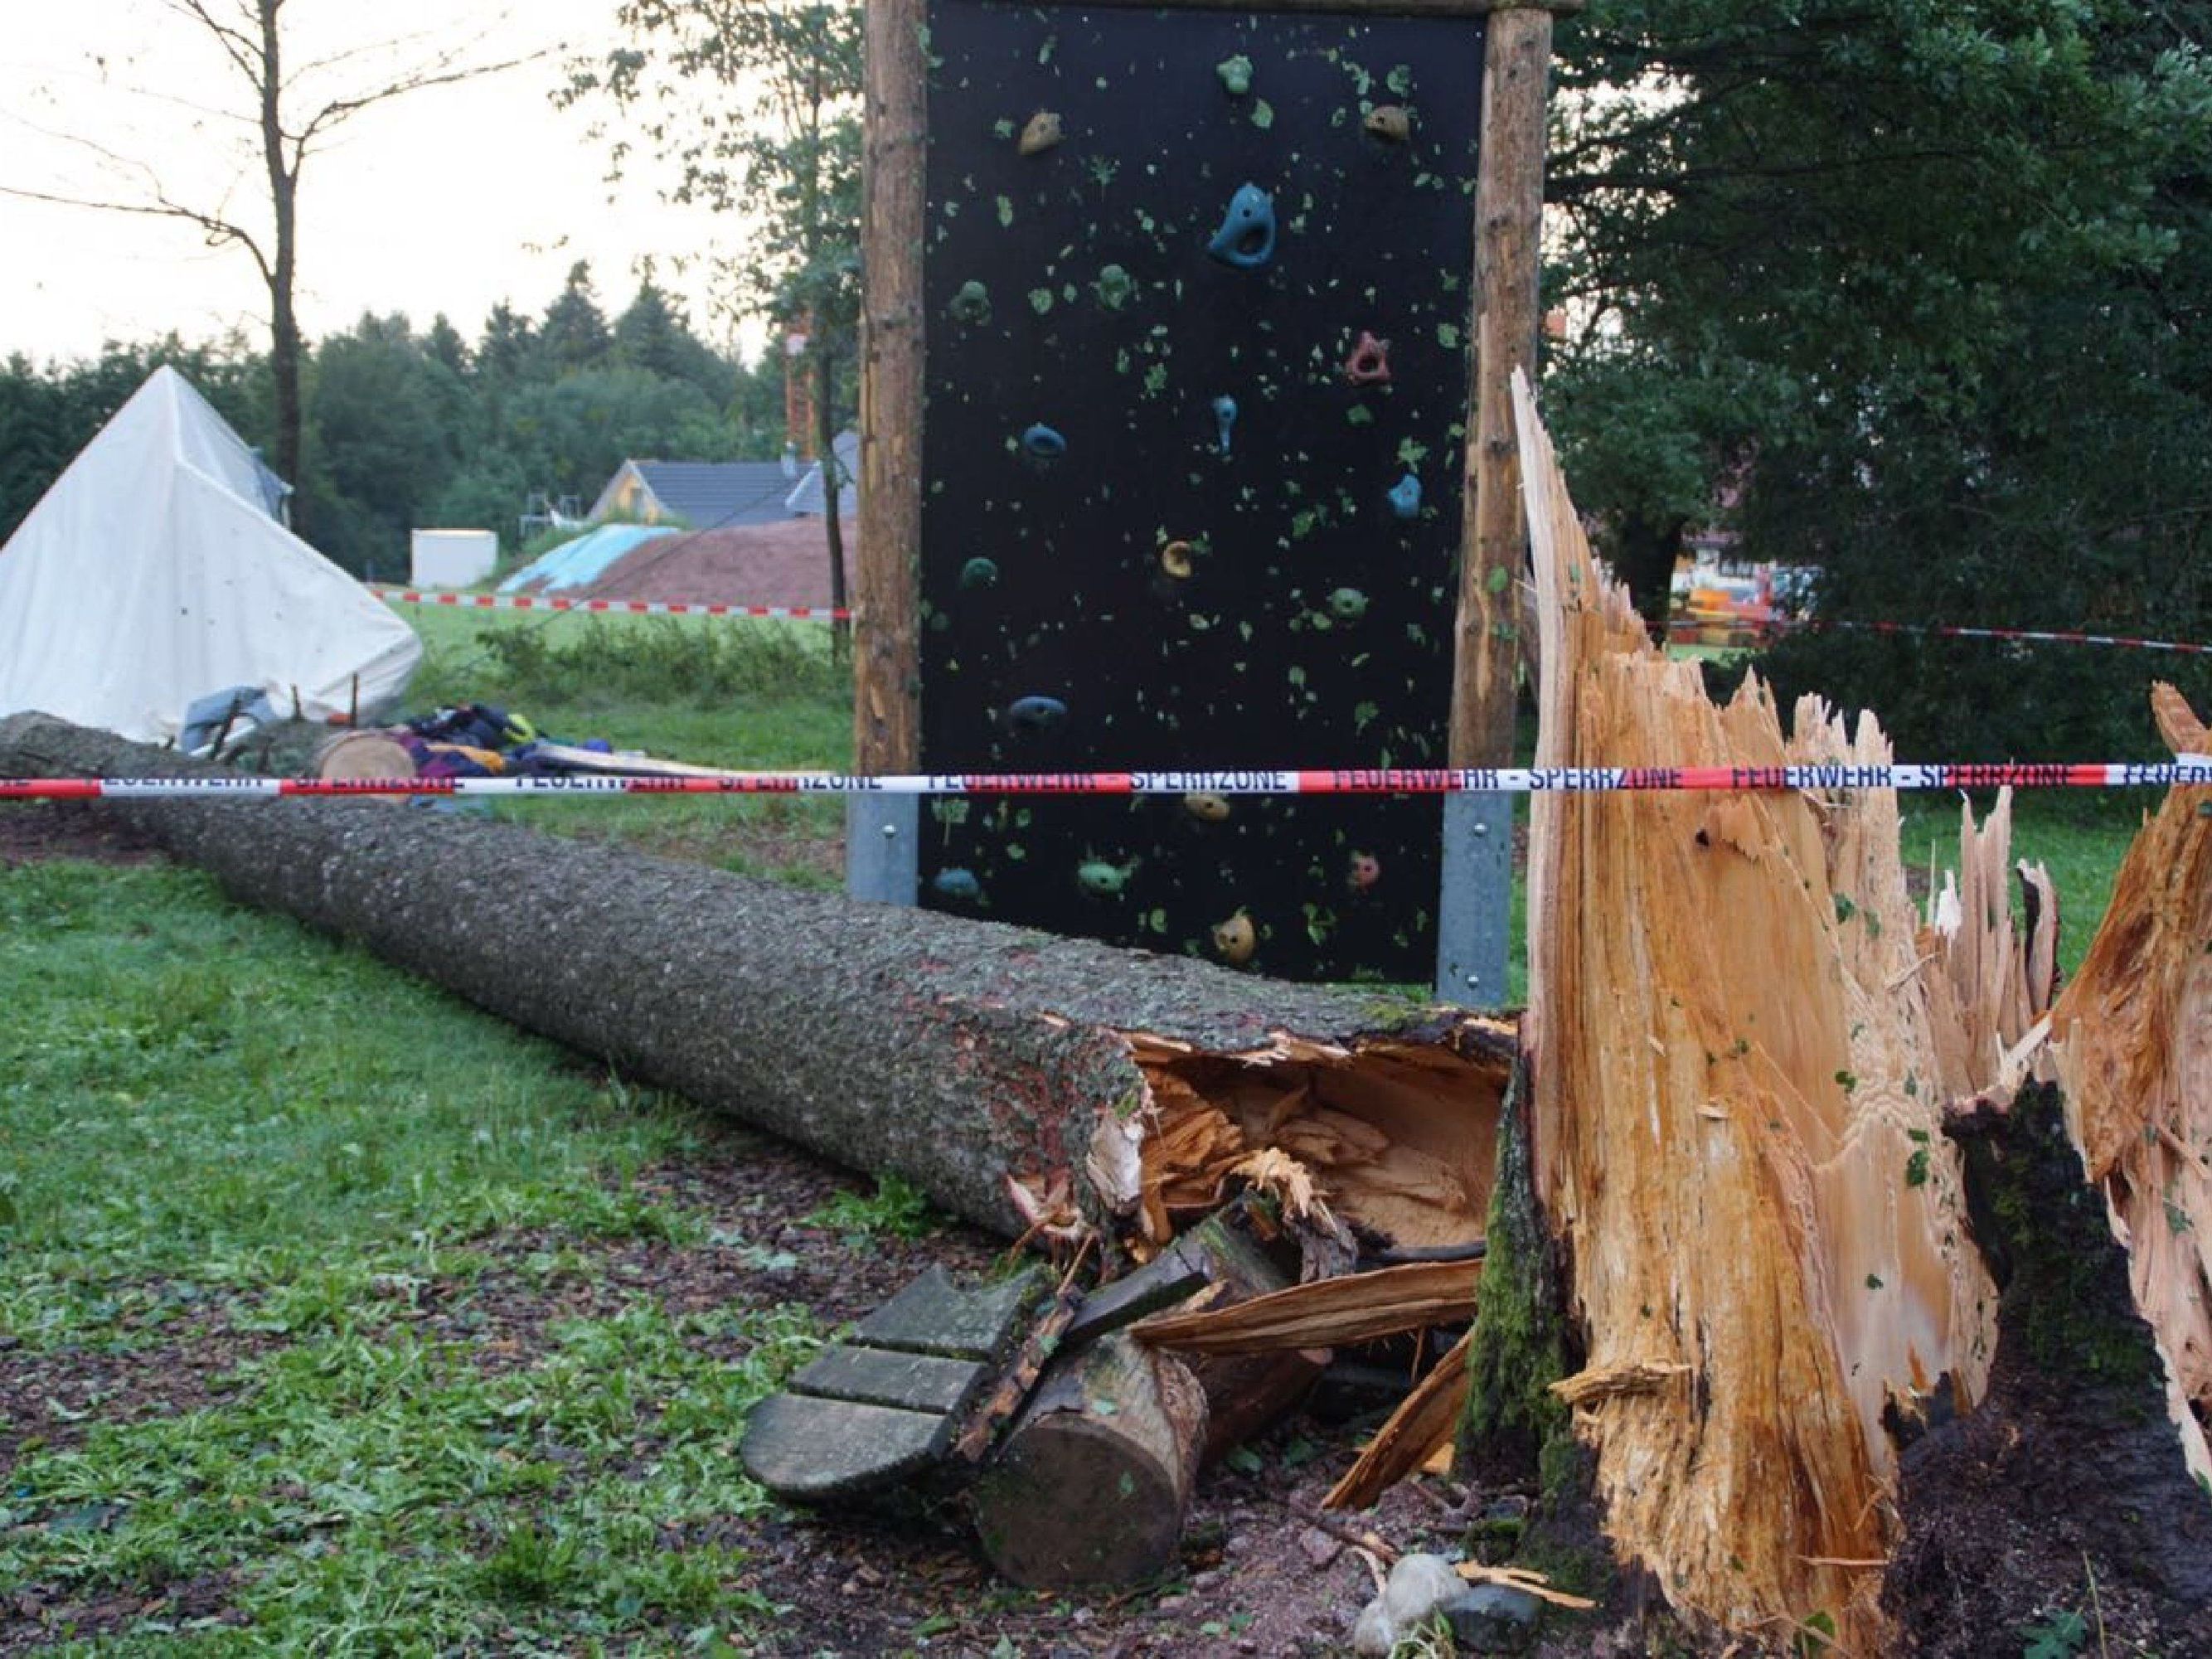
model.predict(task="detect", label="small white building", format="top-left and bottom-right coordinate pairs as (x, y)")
top-left (410, 529), bottom-right (499, 589)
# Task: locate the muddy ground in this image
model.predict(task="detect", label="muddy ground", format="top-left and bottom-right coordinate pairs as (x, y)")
top-left (0, 804), bottom-right (1506, 1657)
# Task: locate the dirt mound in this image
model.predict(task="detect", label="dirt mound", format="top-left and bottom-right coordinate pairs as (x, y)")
top-left (576, 517), bottom-right (858, 609)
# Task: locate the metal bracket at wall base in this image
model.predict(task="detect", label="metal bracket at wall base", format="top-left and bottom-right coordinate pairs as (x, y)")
top-left (846, 794), bottom-right (920, 906)
top-left (1434, 790), bottom-right (1512, 1008)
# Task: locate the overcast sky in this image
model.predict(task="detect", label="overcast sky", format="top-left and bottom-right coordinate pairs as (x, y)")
top-left (0, 0), bottom-right (756, 366)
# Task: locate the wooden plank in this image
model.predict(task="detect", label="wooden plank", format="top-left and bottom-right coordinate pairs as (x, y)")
top-left (1133, 1256), bottom-right (1479, 1352)
top-left (856, 0), bottom-right (928, 774)
top-left (790, 1346), bottom-right (991, 1416)
top-left (740, 1393), bottom-right (953, 1500)
top-left (1322, 1326), bottom-right (1470, 1510)
top-left (853, 1264), bottom-right (1051, 1360)
top-left (1062, 1239), bottom-right (1214, 1350)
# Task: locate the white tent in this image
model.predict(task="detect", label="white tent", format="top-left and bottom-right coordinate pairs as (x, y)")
top-left (0, 366), bottom-right (420, 743)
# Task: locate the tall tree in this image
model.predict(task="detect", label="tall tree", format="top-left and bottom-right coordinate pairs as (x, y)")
top-left (1543, 0), bottom-right (2212, 754)
top-left (0, 2), bottom-right (534, 527)
top-left (614, 274), bottom-right (738, 408)
top-left (302, 312), bottom-right (473, 575)
top-left (537, 260), bottom-right (615, 378)
top-left (0, 333), bottom-right (272, 542)
top-left (565, 0), bottom-right (863, 642)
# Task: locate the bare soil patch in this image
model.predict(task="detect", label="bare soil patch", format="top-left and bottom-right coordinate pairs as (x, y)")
top-left (571, 518), bottom-right (858, 611)
top-left (0, 802), bottom-right (164, 869)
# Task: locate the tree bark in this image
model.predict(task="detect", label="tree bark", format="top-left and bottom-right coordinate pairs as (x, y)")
top-left (0, 712), bottom-right (1511, 1254)
top-left (258, 0), bottom-right (303, 516)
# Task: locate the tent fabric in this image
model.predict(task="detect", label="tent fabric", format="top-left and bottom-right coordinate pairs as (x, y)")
top-left (0, 367), bottom-right (420, 744)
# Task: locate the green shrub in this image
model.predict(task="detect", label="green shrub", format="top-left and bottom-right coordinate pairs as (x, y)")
top-left (470, 616), bottom-right (845, 707)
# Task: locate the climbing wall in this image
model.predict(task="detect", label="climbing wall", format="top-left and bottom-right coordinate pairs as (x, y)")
top-left (917, 1), bottom-right (1486, 983)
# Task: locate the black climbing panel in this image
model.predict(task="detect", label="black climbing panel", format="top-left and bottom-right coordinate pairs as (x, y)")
top-left (918, 2), bottom-right (1486, 983)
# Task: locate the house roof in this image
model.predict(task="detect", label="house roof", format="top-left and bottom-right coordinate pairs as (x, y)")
top-left (785, 431), bottom-right (861, 518)
top-left (628, 460), bottom-right (798, 530)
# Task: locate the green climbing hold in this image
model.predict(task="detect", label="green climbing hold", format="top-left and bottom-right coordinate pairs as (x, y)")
top-left (1094, 264), bottom-right (1136, 309)
top-left (948, 281), bottom-right (992, 326)
top-left (1216, 55), bottom-right (1253, 97)
top-left (1076, 856), bottom-right (1139, 897)
top-left (1328, 587), bottom-right (1370, 622)
top-left (960, 557), bottom-right (1000, 589)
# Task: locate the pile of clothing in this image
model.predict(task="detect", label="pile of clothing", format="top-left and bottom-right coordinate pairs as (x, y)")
top-left (393, 702), bottom-right (613, 779)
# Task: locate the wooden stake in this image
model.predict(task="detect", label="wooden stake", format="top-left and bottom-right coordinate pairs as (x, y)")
top-left (1449, 2), bottom-right (1570, 767)
top-left (856, 0), bottom-right (926, 775)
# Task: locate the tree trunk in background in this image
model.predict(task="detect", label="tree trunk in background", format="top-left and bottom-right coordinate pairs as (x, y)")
top-left (0, 713), bottom-right (1511, 1257)
top-left (816, 341), bottom-right (849, 661)
top-left (1608, 507), bottom-right (1686, 632)
top-left (258, 0), bottom-right (304, 517)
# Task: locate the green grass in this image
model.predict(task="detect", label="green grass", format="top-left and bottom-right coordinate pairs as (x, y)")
top-left (0, 861), bottom-right (821, 1652)
top-left (1899, 789), bottom-right (2142, 979)
top-left (393, 604), bottom-right (851, 879)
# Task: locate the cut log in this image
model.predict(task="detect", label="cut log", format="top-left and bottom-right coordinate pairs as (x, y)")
top-left (0, 712), bottom-right (1512, 1255)
top-left (962, 1208), bottom-right (1321, 1588)
top-left (310, 729), bottom-right (417, 782)
top-left (968, 1333), bottom-right (1207, 1589)
top-left (1152, 1210), bottom-right (1331, 1463)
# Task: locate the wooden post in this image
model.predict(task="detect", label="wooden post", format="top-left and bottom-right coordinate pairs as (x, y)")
top-left (856, 0), bottom-right (927, 778)
top-left (1450, 1), bottom-right (1571, 768)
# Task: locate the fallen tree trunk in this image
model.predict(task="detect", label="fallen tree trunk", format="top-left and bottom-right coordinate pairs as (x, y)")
top-left (0, 712), bottom-right (1513, 1255)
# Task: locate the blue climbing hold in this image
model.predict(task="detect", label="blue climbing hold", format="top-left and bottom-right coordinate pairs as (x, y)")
top-left (932, 867), bottom-right (982, 901)
top-left (1021, 423), bottom-right (1067, 461)
top-left (1388, 473), bottom-right (1422, 520)
top-left (1212, 395), bottom-right (1238, 457)
top-left (1206, 184), bottom-right (1276, 270)
top-left (1002, 695), bottom-right (1068, 732)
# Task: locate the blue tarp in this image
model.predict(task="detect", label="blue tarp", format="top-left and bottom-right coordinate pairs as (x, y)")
top-left (497, 524), bottom-right (677, 594)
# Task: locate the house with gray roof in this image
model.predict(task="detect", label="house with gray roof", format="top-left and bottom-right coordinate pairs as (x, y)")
top-left (589, 458), bottom-right (800, 531)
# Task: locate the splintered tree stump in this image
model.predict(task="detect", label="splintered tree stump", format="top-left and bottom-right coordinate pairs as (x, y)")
top-left (969, 1333), bottom-right (1207, 1589)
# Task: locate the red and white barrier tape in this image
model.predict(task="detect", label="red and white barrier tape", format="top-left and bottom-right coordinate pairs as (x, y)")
top-left (1672, 609), bottom-right (2212, 657)
top-left (368, 586), bottom-right (850, 622)
top-left (7, 761), bottom-right (2212, 803)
